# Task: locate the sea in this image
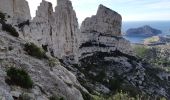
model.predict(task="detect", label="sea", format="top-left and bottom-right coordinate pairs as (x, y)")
top-left (122, 21), bottom-right (170, 43)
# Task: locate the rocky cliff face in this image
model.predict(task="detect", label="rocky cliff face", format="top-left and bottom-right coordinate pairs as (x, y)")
top-left (0, 30), bottom-right (86, 100)
top-left (23, 0), bottom-right (79, 60)
top-left (53, 0), bottom-right (79, 59)
top-left (74, 4), bottom-right (170, 99)
top-left (79, 4), bottom-right (133, 59)
top-left (0, 0), bottom-right (170, 99)
top-left (23, 0), bottom-right (54, 54)
top-left (0, 0), bottom-right (31, 23)
top-left (81, 5), bottom-right (122, 36)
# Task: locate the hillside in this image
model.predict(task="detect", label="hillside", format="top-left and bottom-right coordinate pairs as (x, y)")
top-left (126, 25), bottom-right (162, 37)
top-left (0, 0), bottom-right (170, 100)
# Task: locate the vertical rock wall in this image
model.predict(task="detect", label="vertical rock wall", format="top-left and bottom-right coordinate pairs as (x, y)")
top-left (23, 0), bottom-right (80, 60)
top-left (0, 0), bottom-right (31, 23)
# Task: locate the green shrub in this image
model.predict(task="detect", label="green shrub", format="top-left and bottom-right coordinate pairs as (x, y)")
top-left (49, 58), bottom-right (59, 67)
top-left (2, 23), bottom-right (19, 37)
top-left (112, 92), bottom-right (134, 100)
top-left (5, 67), bottom-right (33, 89)
top-left (19, 93), bottom-right (31, 100)
top-left (49, 95), bottom-right (64, 100)
top-left (133, 45), bottom-right (149, 58)
top-left (0, 11), bottom-right (19, 37)
top-left (0, 11), bottom-right (5, 21)
top-left (24, 43), bottom-right (46, 59)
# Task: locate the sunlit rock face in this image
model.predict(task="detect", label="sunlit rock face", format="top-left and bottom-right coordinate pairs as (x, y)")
top-left (52, 0), bottom-right (80, 59)
top-left (79, 4), bottom-right (133, 60)
top-left (81, 4), bottom-right (122, 36)
top-left (0, 0), bottom-right (13, 16)
top-left (12, 0), bottom-right (31, 23)
top-left (22, 0), bottom-right (79, 60)
top-left (23, 0), bottom-right (54, 54)
top-left (0, 0), bottom-right (31, 23)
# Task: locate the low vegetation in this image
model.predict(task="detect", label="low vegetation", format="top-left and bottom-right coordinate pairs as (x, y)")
top-left (5, 67), bottom-right (33, 89)
top-left (19, 93), bottom-right (31, 100)
top-left (92, 91), bottom-right (167, 100)
top-left (49, 95), bottom-right (64, 100)
top-left (133, 44), bottom-right (170, 72)
top-left (24, 43), bottom-right (46, 59)
top-left (133, 45), bottom-right (150, 58)
top-left (0, 11), bottom-right (19, 37)
top-left (0, 11), bottom-right (5, 21)
top-left (48, 58), bottom-right (59, 67)
top-left (2, 23), bottom-right (19, 37)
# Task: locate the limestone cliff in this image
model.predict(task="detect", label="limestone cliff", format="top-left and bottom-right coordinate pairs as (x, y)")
top-left (23, 0), bottom-right (54, 54)
top-left (0, 0), bottom-right (31, 23)
top-left (0, 0), bottom-right (170, 99)
top-left (79, 4), bottom-right (133, 59)
top-left (81, 4), bottom-right (122, 36)
top-left (72, 4), bottom-right (170, 99)
top-left (0, 30), bottom-right (85, 100)
top-left (23, 0), bottom-right (79, 60)
top-left (53, 0), bottom-right (79, 59)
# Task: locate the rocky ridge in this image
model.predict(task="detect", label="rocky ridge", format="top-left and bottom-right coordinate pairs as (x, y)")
top-left (75, 4), bottom-right (170, 99)
top-left (0, 0), bottom-right (170, 100)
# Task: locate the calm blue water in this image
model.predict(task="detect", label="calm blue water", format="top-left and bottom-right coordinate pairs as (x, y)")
top-left (122, 21), bottom-right (170, 43)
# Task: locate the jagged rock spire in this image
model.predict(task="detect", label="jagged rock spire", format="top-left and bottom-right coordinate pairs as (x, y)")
top-left (81, 4), bottom-right (122, 36)
top-left (57, 0), bottom-right (71, 6)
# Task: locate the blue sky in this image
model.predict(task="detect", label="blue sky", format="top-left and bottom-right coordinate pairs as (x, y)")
top-left (27, 0), bottom-right (170, 23)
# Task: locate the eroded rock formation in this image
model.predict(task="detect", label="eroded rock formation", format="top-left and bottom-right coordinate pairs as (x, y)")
top-left (23, 0), bottom-right (79, 60)
top-left (0, 0), bottom-right (31, 23)
top-left (53, 0), bottom-right (79, 59)
top-left (81, 4), bottom-right (122, 36)
top-left (79, 4), bottom-right (133, 59)
top-left (0, 0), bottom-right (170, 99)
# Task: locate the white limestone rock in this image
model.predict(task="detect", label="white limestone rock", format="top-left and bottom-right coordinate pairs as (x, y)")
top-left (0, 0), bottom-right (13, 17)
top-left (23, 0), bottom-right (79, 60)
top-left (12, 0), bottom-right (31, 23)
top-left (81, 4), bottom-right (122, 36)
top-left (79, 5), bottom-right (133, 59)
top-left (0, 30), bottom-right (85, 100)
top-left (0, 0), bottom-right (31, 23)
top-left (52, 0), bottom-right (79, 58)
top-left (23, 0), bottom-right (54, 51)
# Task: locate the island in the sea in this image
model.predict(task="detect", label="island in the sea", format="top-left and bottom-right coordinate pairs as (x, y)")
top-left (125, 25), bottom-right (162, 37)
